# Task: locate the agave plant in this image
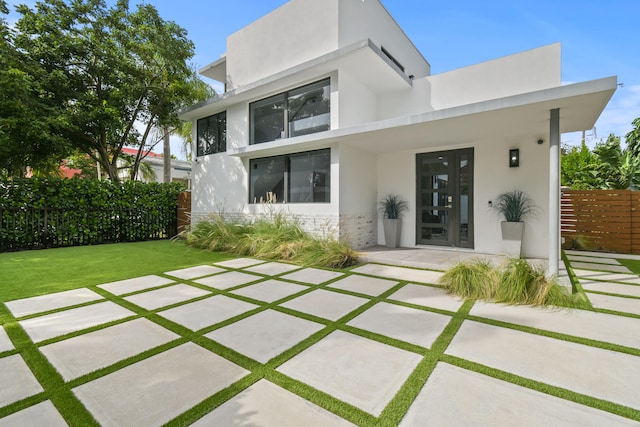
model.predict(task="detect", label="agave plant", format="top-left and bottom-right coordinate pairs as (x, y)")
top-left (379, 194), bottom-right (408, 219)
top-left (493, 190), bottom-right (535, 222)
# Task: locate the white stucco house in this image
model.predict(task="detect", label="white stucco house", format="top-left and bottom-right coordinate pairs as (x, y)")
top-left (180, 0), bottom-right (616, 272)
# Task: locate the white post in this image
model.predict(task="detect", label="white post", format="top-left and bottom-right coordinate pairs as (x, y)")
top-left (548, 108), bottom-right (560, 276)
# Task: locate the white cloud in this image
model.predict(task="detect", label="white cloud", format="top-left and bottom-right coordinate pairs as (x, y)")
top-left (594, 84), bottom-right (640, 143)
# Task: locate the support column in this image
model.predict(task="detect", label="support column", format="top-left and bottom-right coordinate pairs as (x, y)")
top-left (548, 108), bottom-right (560, 276)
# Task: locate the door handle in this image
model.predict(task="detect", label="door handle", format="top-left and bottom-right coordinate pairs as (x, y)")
top-left (445, 205), bottom-right (452, 209)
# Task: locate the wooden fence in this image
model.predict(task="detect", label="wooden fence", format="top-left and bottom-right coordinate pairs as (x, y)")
top-left (177, 191), bottom-right (191, 235)
top-left (561, 189), bottom-right (640, 254)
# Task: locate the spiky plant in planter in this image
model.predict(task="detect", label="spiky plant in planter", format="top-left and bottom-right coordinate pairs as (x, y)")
top-left (379, 194), bottom-right (408, 248)
top-left (492, 190), bottom-right (536, 257)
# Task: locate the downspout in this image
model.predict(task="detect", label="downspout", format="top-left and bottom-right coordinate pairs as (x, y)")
top-left (548, 108), bottom-right (560, 276)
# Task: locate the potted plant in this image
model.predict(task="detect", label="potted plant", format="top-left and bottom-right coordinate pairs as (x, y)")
top-left (379, 194), bottom-right (408, 248)
top-left (492, 190), bottom-right (535, 257)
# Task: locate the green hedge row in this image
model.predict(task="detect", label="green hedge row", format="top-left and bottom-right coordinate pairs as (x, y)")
top-left (0, 179), bottom-right (186, 251)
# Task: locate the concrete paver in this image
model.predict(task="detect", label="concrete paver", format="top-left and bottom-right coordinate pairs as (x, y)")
top-left (351, 264), bottom-right (443, 284)
top-left (570, 262), bottom-right (632, 274)
top-left (158, 295), bottom-right (258, 331)
top-left (278, 330), bottom-right (422, 416)
top-left (191, 379), bottom-right (355, 427)
top-left (205, 309), bottom-right (324, 363)
top-left (40, 318), bottom-right (179, 381)
top-left (347, 302), bottom-right (451, 348)
top-left (214, 258), bottom-right (265, 269)
top-left (0, 400), bottom-right (67, 427)
top-left (446, 320), bottom-right (640, 410)
top-left (244, 262), bottom-right (300, 276)
top-left (400, 362), bottom-right (637, 427)
top-left (588, 293), bottom-right (640, 316)
top-left (19, 301), bottom-right (134, 343)
top-left (470, 302), bottom-right (640, 349)
top-left (567, 255), bottom-right (622, 265)
top-left (327, 275), bottom-right (398, 296)
top-left (164, 265), bottom-right (225, 280)
top-left (280, 268), bottom-right (344, 285)
top-left (4, 288), bottom-right (103, 318)
top-left (572, 269), bottom-right (640, 285)
top-left (98, 275), bottom-right (174, 295)
top-left (580, 280), bottom-right (640, 298)
top-left (280, 289), bottom-right (368, 321)
top-left (123, 284), bottom-right (210, 310)
top-left (0, 354), bottom-right (43, 407)
top-left (73, 343), bottom-right (248, 427)
top-left (194, 271), bottom-right (262, 290)
top-left (388, 283), bottom-right (464, 312)
top-left (230, 279), bottom-right (308, 303)
top-left (0, 326), bottom-right (13, 353)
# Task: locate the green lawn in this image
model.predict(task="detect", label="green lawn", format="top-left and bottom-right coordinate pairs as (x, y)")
top-left (0, 240), bottom-right (233, 302)
top-left (619, 258), bottom-right (640, 275)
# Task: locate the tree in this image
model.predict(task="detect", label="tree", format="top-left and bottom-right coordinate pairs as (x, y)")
top-left (626, 117), bottom-right (640, 158)
top-left (561, 141), bottom-right (602, 189)
top-left (11, 0), bottom-right (209, 182)
top-left (593, 134), bottom-right (640, 190)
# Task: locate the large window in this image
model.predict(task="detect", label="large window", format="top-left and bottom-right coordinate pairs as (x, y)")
top-left (250, 79), bottom-right (330, 145)
top-left (250, 149), bottom-right (330, 204)
top-left (197, 111), bottom-right (226, 156)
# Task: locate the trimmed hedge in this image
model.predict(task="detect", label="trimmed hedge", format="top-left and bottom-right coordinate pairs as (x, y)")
top-left (0, 178), bottom-right (185, 252)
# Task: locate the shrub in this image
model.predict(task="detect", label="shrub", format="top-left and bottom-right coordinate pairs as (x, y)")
top-left (185, 212), bottom-right (358, 269)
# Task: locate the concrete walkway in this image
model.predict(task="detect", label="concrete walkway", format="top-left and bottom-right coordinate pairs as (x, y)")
top-left (1, 253), bottom-right (640, 425)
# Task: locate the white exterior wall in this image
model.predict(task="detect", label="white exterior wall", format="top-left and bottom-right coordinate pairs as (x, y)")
top-left (226, 0), bottom-right (339, 89)
top-left (338, 70), bottom-right (378, 127)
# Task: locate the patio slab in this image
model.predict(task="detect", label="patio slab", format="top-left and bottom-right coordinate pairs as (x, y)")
top-left (73, 343), bottom-right (248, 427)
top-left (194, 271), bottom-right (262, 290)
top-left (0, 354), bottom-right (43, 407)
top-left (19, 301), bottom-right (134, 343)
top-left (39, 318), bottom-right (179, 381)
top-left (446, 320), bottom-right (640, 410)
top-left (0, 400), bottom-right (67, 427)
top-left (279, 268), bottom-right (344, 285)
top-left (347, 302), bottom-right (451, 348)
top-left (123, 284), bottom-right (210, 310)
top-left (230, 279), bottom-right (308, 303)
top-left (400, 362), bottom-right (637, 427)
top-left (470, 302), bottom-right (640, 350)
top-left (572, 269), bottom-right (640, 285)
top-left (588, 293), bottom-right (640, 316)
top-left (0, 327), bottom-right (13, 353)
top-left (567, 255), bottom-right (621, 265)
top-left (98, 275), bottom-right (174, 295)
top-left (205, 309), bottom-right (324, 363)
top-left (351, 264), bottom-right (443, 284)
top-left (280, 289), bottom-right (368, 321)
top-left (278, 330), bottom-right (422, 416)
top-left (4, 288), bottom-right (103, 318)
top-left (388, 284), bottom-right (464, 312)
top-left (570, 262), bottom-right (632, 274)
top-left (158, 295), bottom-right (258, 331)
top-left (214, 258), bottom-right (265, 269)
top-left (580, 280), bottom-right (640, 298)
top-left (191, 379), bottom-right (355, 427)
top-left (326, 275), bottom-right (399, 296)
top-left (244, 262), bottom-right (300, 276)
top-left (164, 265), bottom-right (225, 280)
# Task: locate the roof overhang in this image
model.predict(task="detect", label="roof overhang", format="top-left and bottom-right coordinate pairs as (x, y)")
top-left (228, 76), bottom-right (617, 158)
top-left (180, 39), bottom-right (412, 121)
top-left (199, 55), bottom-right (227, 83)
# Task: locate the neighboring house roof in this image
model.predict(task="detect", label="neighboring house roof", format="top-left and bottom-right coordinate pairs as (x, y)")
top-left (121, 147), bottom-right (163, 158)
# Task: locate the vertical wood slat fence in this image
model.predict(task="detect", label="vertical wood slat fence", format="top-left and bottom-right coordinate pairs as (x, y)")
top-left (177, 191), bottom-right (191, 235)
top-left (561, 189), bottom-right (640, 254)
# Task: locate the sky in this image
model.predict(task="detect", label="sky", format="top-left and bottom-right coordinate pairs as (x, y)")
top-left (6, 0), bottom-right (640, 158)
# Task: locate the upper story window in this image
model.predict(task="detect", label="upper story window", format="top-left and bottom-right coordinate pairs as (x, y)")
top-left (250, 78), bottom-right (330, 145)
top-left (197, 111), bottom-right (226, 156)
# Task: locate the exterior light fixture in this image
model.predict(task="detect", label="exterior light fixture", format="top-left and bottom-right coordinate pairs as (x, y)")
top-left (509, 149), bottom-right (520, 168)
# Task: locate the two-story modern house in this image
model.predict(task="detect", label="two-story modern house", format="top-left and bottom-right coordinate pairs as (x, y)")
top-left (180, 0), bottom-right (616, 273)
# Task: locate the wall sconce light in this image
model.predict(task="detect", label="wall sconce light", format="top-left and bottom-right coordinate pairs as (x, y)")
top-left (509, 149), bottom-right (520, 168)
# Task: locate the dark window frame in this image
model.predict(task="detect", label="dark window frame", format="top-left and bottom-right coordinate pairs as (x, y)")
top-left (196, 111), bottom-right (227, 156)
top-left (249, 78), bottom-right (330, 145)
top-left (249, 148), bottom-right (331, 204)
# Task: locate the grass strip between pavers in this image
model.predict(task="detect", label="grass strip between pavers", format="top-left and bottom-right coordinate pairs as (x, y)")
top-left (2, 247), bottom-right (640, 425)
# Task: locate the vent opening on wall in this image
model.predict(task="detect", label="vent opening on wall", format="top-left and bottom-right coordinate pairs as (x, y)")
top-left (381, 46), bottom-right (405, 73)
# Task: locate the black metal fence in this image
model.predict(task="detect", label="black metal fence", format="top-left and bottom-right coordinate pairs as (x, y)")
top-left (0, 207), bottom-right (178, 252)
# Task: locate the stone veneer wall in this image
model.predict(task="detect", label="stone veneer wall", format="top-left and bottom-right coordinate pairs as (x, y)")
top-left (190, 210), bottom-right (377, 250)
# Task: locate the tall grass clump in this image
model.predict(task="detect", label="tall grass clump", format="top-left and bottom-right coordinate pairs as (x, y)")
top-left (185, 212), bottom-right (358, 269)
top-left (440, 258), bottom-right (586, 308)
